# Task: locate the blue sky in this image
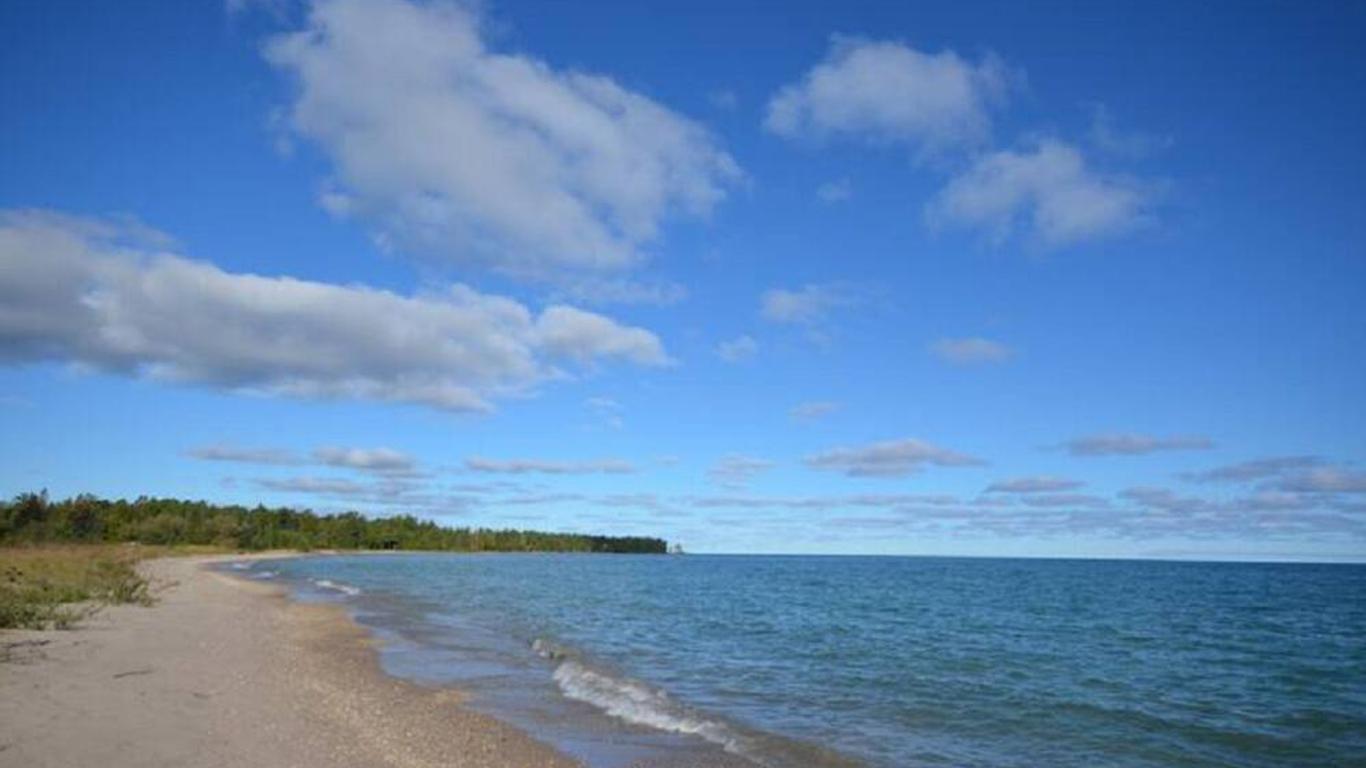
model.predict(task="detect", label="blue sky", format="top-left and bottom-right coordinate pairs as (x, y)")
top-left (2, 0), bottom-right (1364, 560)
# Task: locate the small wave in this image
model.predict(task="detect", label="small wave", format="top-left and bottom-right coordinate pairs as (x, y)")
top-left (251, 570), bottom-right (278, 580)
top-left (228, 561), bottom-right (253, 570)
top-left (312, 578), bottom-right (361, 596)
top-left (536, 639), bottom-right (740, 753)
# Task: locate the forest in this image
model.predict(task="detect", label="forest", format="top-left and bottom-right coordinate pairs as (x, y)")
top-left (0, 492), bottom-right (668, 554)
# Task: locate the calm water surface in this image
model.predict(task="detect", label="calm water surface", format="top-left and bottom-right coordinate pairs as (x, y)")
top-left (249, 554), bottom-right (1366, 768)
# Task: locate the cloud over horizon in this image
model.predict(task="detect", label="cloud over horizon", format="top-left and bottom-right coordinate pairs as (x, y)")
top-left (464, 456), bottom-right (639, 475)
top-left (1062, 433), bottom-right (1215, 457)
top-left (708, 454), bottom-right (777, 490)
top-left (806, 437), bottom-right (985, 478)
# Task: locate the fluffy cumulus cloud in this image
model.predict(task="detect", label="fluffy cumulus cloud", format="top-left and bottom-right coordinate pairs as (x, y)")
top-left (266, 0), bottom-right (739, 280)
top-left (464, 457), bottom-right (638, 475)
top-left (1061, 432), bottom-right (1215, 457)
top-left (806, 437), bottom-right (984, 478)
top-left (0, 209), bottom-right (668, 412)
top-left (708, 455), bottom-right (776, 490)
top-left (765, 36), bottom-right (1010, 156)
top-left (930, 336), bottom-right (1014, 365)
top-left (927, 139), bottom-right (1150, 247)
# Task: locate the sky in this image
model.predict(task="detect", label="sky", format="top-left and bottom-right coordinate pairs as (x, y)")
top-left (2, 0), bottom-right (1364, 560)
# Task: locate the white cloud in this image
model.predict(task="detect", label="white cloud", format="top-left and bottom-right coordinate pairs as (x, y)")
top-left (0, 209), bottom-right (668, 412)
top-left (806, 437), bottom-right (984, 478)
top-left (708, 455), bottom-right (776, 490)
top-left (790, 400), bottom-right (841, 422)
top-left (535, 306), bottom-right (670, 366)
top-left (929, 336), bottom-right (1013, 365)
top-left (464, 457), bottom-right (637, 475)
top-left (765, 36), bottom-right (1010, 156)
top-left (716, 335), bottom-right (758, 363)
top-left (760, 284), bottom-right (856, 325)
top-left (985, 475), bottom-right (1084, 494)
top-left (927, 139), bottom-right (1149, 248)
top-left (1062, 433), bottom-right (1215, 457)
top-left (187, 445), bottom-right (304, 465)
top-left (266, 0), bottom-right (739, 280)
top-left (313, 446), bottom-right (415, 473)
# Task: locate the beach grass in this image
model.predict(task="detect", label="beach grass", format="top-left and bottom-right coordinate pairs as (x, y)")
top-left (0, 545), bottom-right (164, 630)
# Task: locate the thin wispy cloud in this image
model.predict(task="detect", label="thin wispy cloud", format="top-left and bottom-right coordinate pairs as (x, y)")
top-left (716, 335), bottom-right (759, 363)
top-left (708, 455), bottom-right (777, 490)
top-left (1087, 103), bottom-right (1172, 159)
top-left (1276, 467), bottom-right (1366, 494)
top-left (806, 438), bottom-right (985, 478)
top-left (985, 476), bottom-right (1084, 494)
top-left (1119, 486), bottom-right (1215, 514)
top-left (1181, 456), bottom-right (1325, 484)
top-left (313, 446), bottom-right (415, 474)
top-left (817, 179), bottom-right (853, 203)
top-left (760, 284), bottom-right (859, 325)
top-left (464, 457), bottom-right (638, 475)
top-left (584, 396), bottom-right (625, 429)
top-left (551, 278), bottom-right (689, 307)
top-left (186, 445), bottom-right (304, 466)
top-left (790, 401), bottom-right (842, 422)
top-left (1015, 493), bottom-right (1109, 509)
top-left (1061, 433), bottom-right (1215, 457)
top-left (930, 337), bottom-right (1014, 365)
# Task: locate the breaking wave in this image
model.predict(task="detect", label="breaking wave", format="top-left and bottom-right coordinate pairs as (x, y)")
top-left (533, 638), bottom-right (750, 758)
top-left (312, 578), bottom-right (361, 596)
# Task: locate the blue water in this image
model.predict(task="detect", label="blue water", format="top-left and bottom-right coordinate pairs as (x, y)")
top-left (256, 554), bottom-right (1366, 768)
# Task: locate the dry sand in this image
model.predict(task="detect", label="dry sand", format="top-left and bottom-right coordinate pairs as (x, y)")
top-left (0, 555), bottom-right (579, 768)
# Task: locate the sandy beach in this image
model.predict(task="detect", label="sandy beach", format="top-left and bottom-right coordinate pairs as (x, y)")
top-left (0, 555), bottom-right (578, 768)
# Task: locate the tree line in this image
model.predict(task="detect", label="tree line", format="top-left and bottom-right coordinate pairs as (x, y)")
top-left (0, 492), bottom-right (667, 554)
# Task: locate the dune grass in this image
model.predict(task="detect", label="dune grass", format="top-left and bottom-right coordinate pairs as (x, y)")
top-left (0, 545), bottom-right (159, 630)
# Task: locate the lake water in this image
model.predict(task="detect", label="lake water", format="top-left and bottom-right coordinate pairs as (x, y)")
top-left (247, 554), bottom-right (1366, 767)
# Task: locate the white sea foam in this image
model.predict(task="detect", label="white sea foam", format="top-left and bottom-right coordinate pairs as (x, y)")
top-left (251, 570), bottom-right (278, 580)
top-left (539, 642), bottom-right (742, 756)
top-left (228, 561), bottom-right (252, 570)
top-left (312, 578), bottom-right (361, 596)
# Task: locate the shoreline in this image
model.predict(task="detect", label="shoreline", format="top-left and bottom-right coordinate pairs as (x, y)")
top-left (0, 554), bottom-right (580, 767)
